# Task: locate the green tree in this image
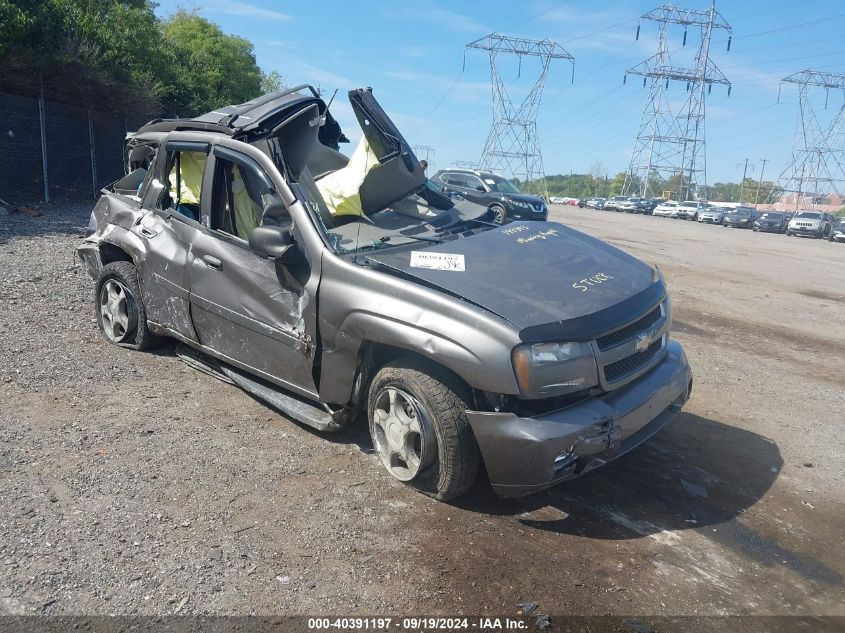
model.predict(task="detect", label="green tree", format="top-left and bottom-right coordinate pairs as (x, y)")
top-left (608, 172), bottom-right (627, 196)
top-left (0, 2), bottom-right (265, 115)
top-left (161, 9), bottom-right (262, 115)
top-left (261, 69), bottom-right (284, 94)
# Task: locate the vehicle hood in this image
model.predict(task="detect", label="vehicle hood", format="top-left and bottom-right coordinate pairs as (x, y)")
top-left (790, 217), bottom-right (820, 225)
top-left (499, 192), bottom-right (546, 206)
top-left (727, 214), bottom-right (751, 221)
top-left (367, 221), bottom-right (663, 342)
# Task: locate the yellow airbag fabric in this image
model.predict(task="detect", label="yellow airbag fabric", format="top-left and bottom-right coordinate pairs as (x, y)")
top-left (315, 136), bottom-right (378, 217)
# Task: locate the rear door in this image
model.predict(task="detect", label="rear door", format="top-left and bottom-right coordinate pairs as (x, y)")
top-left (188, 144), bottom-right (319, 399)
top-left (136, 140), bottom-right (210, 342)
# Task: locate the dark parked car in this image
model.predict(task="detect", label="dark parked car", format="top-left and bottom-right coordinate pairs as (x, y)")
top-left (723, 207), bottom-right (758, 228)
top-left (77, 86), bottom-right (691, 501)
top-left (635, 198), bottom-right (660, 214)
top-left (431, 168), bottom-right (547, 224)
top-left (753, 212), bottom-right (789, 233)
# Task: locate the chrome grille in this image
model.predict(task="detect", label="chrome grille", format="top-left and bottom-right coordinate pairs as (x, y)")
top-left (596, 305), bottom-right (662, 351)
top-left (603, 339), bottom-right (663, 383)
top-left (592, 300), bottom-right (669, 390)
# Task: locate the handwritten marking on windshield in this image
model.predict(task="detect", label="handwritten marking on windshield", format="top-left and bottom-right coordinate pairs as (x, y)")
top-left (410, 251), bottom-right (466, 272)
top-left (573, 273), bottom-right (614, 292)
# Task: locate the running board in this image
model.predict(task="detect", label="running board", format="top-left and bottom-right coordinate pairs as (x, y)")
top-left (219, 365), bottom-right (342, 432)
top-left (175, 345), bottom-right (234, 384)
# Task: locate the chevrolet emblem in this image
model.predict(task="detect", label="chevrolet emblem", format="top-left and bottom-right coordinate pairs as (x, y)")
top-left (635, 329), bottom-right (657, 352)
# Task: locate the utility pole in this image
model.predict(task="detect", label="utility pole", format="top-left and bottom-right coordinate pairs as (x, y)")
top-left (738, 158), bottom-right (752, 203)
top-left (465, 34), bottom-right (574, 200)
top-left (777, 69), bottom-right (845, 209)
top-left (622, 2), bottom-right (732, 199)
top-left (754, 158), bottom-right (769, 205)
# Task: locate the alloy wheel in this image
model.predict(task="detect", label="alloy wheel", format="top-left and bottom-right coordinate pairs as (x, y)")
top-left (370, 387), bottom-right (436, 481)
top-left (99, 279), bottom-right (132, 342)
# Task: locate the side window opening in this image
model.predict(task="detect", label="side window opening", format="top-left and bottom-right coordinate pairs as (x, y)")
top-left (163, 149), bottom-right (208, 221)
top-left (211, 157), bottom-right (286, 241)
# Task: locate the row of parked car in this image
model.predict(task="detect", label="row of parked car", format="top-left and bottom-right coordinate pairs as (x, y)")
top-left (573, 196), bottom-right (845, 242)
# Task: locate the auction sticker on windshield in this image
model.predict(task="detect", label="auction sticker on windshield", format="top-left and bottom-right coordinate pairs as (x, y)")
top-left (410, 252), bottom-right (466, 272)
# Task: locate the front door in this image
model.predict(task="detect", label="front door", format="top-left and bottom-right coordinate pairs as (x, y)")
top-left (188, 146), bottom-right (318, 398)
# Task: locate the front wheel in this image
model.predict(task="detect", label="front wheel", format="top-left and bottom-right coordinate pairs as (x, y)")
top-left (367, 359), bottom-right (481, 501)
top-left (488, 204), bottom-right (506, 225)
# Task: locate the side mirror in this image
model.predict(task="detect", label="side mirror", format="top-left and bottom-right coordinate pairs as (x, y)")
top-left (475, 185), bottom-right (486, 192)
top-left (261, 191), bottom-right (288, 221)
top-left (249, 225), bottom-right (295, 260)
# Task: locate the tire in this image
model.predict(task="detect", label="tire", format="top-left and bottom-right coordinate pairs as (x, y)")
top-left (488, 204), bottom-right (506, 225)
top-left (787, 231), bottom-right (792, 236)
top-left (95, 261), bottom-right (160, 350)
top-left (367, 359), bottom-right (481, 501)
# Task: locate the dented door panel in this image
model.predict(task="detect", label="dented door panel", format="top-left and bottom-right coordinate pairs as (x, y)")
top-left (137, 213), bottom-right (200, 342)
top-left (188, 233), bottom-right (318, 398)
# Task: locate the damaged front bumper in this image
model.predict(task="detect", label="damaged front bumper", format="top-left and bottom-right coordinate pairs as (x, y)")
top-left (466, 340), bottom-right (692, 498)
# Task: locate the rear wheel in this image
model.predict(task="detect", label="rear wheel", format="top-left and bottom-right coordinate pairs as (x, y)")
top-left (95, 261), bottom-right (160, 350)
top-left (367, 359), bottom-right (480, 501)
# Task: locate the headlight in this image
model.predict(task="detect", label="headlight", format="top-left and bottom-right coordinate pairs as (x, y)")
top-left (511, 341), bottom-right (596, 396)
top-left (509, 198), bottom-right (531, 209)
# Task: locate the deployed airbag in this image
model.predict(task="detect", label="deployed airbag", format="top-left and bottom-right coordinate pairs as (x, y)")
top-left (314, 136), bottom-right (378, 217)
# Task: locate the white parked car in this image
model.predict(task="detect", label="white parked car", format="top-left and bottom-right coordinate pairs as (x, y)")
top-left (675, 200), bottom-right (709, 221)
top-left (653, 201), bottom-right (678, 217)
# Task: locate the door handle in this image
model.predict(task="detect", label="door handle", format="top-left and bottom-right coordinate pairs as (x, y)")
top-left (202, 255), bottom-right (222, 270)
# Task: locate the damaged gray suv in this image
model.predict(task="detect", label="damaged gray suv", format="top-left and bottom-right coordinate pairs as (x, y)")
top-left (78, 86), bottom-right (692, 501)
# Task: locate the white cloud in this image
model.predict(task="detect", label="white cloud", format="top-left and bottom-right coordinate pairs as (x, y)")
top-left (393, 4), bottom-right (489, 33)
top-left (399, 45), bottom-right (429, 58)
top-left (200, 0), bottom-right (294, 22)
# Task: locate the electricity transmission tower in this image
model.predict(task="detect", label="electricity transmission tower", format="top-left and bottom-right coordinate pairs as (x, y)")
top-left (777, 69), bottom-right (845, 209)
top-left (465, 34), bottom-right (574, 198)
top-left (623, 3), bottom-right (731, 200)
top-left (412, 145), bottom-right (436, 171)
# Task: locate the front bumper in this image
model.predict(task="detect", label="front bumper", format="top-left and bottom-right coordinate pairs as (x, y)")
top-left (755, 225), bottom-right (785, 232)
top-left (790, 225), bottom-right (821, 235)
top-left (509, 206), bottom-right (547, 221)
top-left (700, 216), bottom-right (721, 223)
top-left (466, 340), bottom-right (692, 498)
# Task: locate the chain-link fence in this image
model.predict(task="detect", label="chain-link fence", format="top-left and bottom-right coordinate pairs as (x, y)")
top-left (0, 91), bottom-right (156, 203)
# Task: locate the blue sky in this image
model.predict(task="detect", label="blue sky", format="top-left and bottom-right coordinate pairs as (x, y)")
top-left (155, 0), bottom-right (845, 185)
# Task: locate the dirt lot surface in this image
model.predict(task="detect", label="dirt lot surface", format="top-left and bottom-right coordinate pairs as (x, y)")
top-left (1, 203), bottom-right (844, 621)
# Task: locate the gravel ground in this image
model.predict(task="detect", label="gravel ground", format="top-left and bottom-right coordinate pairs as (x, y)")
top-left (0, 203), bottom-right (843, 622)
